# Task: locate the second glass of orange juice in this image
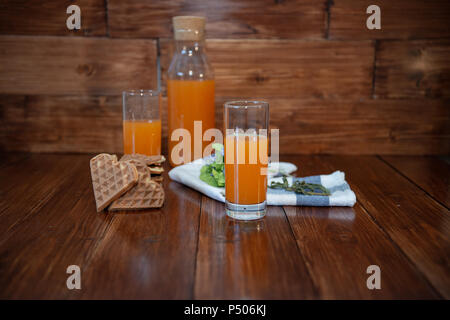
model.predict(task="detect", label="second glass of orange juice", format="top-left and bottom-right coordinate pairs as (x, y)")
top-left (224, 101), bottom-right (269, 220)
top-left (122, 90), bottom-right (161, 156)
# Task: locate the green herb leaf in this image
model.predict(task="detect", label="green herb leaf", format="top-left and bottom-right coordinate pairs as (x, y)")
top-left (211, 167), bottom-right (225, 187)
top-left (199, 143), bottom-right (225, 187)
top-left (269, 176), bottom-right (331, 196)
top-left (212, 162), bottom-right (224, 172)
top-left (212, 143), bottom-right (224, 164)
top-left (200, 165), bottom-right (219, 187)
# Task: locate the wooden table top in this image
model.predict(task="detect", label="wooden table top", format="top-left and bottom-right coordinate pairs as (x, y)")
top-left (0, 153), bottom-right (448, 299)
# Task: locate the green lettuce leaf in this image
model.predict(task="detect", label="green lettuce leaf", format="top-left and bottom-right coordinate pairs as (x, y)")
top-left (200, 165), bottom-right (219, 187)
top-left (199, 143), bottom-right (225, 187)
top-left (211, 167), bottom-right (225, 187)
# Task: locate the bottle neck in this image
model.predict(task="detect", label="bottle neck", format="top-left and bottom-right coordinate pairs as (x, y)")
top-left (175, 40), bottom-right (205, 55)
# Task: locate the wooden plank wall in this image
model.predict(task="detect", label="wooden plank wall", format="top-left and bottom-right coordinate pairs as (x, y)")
top-left (0, 0), bottom-right (449, 155)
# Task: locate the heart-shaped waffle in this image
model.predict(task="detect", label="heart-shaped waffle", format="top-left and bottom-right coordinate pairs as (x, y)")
top-left (109, 159), bottom-right (165, 211)
top-left (90, 154), bottom-right (138, 212)
top-left (120, 154), bottom-right (166, 166)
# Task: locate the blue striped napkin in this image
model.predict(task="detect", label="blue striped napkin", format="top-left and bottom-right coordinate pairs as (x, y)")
top-left (168, 158), bottom-right (356, 207)
top-left (268, 172), bottom-right (356, 206)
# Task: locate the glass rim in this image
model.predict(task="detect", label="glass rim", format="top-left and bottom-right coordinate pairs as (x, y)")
top-left (123, 89), bottom-right (160, 97)
top-left (224, 100), bottom-right (269, 109)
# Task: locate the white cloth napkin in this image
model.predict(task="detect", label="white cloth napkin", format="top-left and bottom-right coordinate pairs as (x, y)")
top-left (168, 158), bottom-right (356, 207)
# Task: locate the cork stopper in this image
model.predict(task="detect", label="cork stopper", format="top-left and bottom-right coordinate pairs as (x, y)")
top-left (172, 16), bottom-right (206, 41)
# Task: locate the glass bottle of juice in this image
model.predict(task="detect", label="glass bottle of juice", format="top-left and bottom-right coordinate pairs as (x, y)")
top-left (167, 16), bottom-right (215, 166)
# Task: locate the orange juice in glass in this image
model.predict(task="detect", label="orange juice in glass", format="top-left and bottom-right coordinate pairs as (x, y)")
top-left (224, 101), bottom-right (269, 220)
top-left (122, 90), bottom-right (161, 156)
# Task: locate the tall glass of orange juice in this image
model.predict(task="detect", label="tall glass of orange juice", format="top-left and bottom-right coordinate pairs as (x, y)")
top-left (224, 101), bottom-right (269, 220)
top-left (167, 16), bottom-right (215, 166)
top-left (122, 90), bottom-right (161, 156)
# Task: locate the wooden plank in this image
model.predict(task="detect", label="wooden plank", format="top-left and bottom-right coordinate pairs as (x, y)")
top-left (0, 154), bottom-right (89, 238)
top-left (0, 153), bottom-right (448, 298)
top-left (0, 0), bottom-right (107, 36)
top-left (0, 154), bottom-right (115, 298)
top-left (329, 0), bottom-right (450, 40)
top-left (0, 36), bottom-right (157, 95)
top-left (80, 166), bottom-right (201, 299)
top-left (375, 40), bottom-right (450, 98)
top-left (160, 39), bottom-right (374, 99)
top-left (0, 95), bottom-right (123, 153)
top-left (305, 155), bottom-right (450, 298)
top-left (214, 97), bottom-right (450, 155)
top-left (194, 197), bottom-right (317, 299)
top-left (0, 152), bottom-right (30, 169)
top-left (381, 156), bottom-right (450, 208)
top-left (108, 0), bottom-right (326, 39)
top-left (282, 155), bottom-right (439, 299)
top-left (2, 95), bottom-right (448, 155)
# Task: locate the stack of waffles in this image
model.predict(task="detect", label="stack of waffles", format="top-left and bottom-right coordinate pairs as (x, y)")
top-left (90, 153), bottom-right (165, 212)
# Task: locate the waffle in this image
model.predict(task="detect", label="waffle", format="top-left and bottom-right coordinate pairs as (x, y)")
top-left (152, 175), bottom-right (164, 183)
top-left (109, 159), bottom-right (165, 211)
top-left (120, 153), bottom-right (165, 183)
top-left (149, 166), bottom-right (164, 175)
top-left (120, 154), bottom-right (166, 166)
top-left (90, 154), bottom-right (139, 212)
